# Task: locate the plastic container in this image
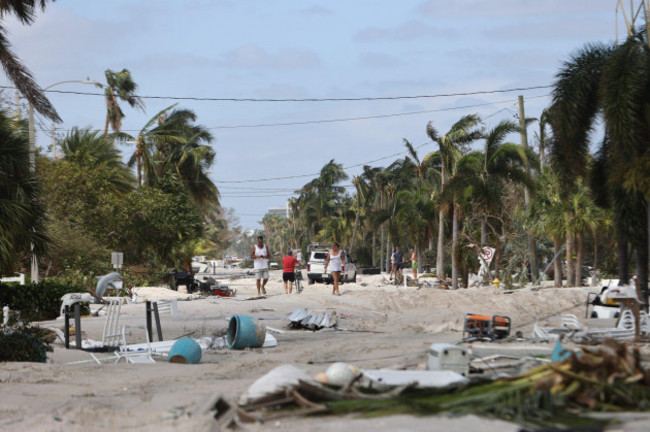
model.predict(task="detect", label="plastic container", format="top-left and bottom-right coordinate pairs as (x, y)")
top-left (426, 343), bottom-right (469, 376)
top-left (168, 337), bottom-right (202, 364)
top-left (227, 315), bottom-right (266, 349)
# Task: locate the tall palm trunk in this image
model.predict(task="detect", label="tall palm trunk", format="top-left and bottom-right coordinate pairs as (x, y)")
top-left (436, 211), bottom-right (444, 276)
top-left (616, 226), bottom-right (629, 286)
top-left (452, 203), bottom-right (459, 289)
top-left (566, 228), bottom-right (575, 287)
top-left (380, 195), bottom-right (385, 272)
top-left (386, 239), bottom-right (392, 275)
top-left (576, 232), bottom-right (584, 287)
top-left (436, 165), bottom-right (446, 277)
top-left (349, 194), bottom-right (360, 251)
top-left (372, 231), bottom-right (376, 267)
top-left (553, 240), bottom-right (563, 288)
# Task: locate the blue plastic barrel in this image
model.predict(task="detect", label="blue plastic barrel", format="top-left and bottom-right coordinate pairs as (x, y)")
top-left (168, 337), bottom-right (202, 364)
top-left (227, 315), bottom-right (266, 349)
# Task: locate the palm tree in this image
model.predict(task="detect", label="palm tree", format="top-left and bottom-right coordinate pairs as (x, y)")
top-left (550, 33), bottom-right (649, 300)
top-left (0, 109), bottom-right (48, 273)
top-left (59, 128), bottom-right (135, 194)
top-left (103, 68), bottom-right (145, 134)
top-left (123, 106), bottom-right (220, 213)
top-left (118, 104), bottom-right (178, 187)
top-left (0, 1), bottom-right (60, 122)
top-left (426, 115), bottom-right (483, 286)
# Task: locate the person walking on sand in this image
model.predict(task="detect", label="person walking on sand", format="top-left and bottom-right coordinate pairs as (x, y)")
top-left (324, 242), bottom-right (345, 296)
top-left (250, 235), bottom-right (271, 295)
top-left (410, 247), bottom-right (418, 280)
top-left (394, 247), bottom-right (404, 279)
top-left (282, 250), bottom-right (301, 294)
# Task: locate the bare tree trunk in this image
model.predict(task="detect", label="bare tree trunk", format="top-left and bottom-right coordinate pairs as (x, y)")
top-left (576, 232), bottom-right (584, 287)
top-left (553, 240), bottom-right (563, 288)
top-left (480, 217), bottom-right (488, 246)
top-left (452, 204), bottom-right (459, 289)
top-left (386, 239), bottom-right (391, 276)
top-left (372, 231), bottom-right (376, 267)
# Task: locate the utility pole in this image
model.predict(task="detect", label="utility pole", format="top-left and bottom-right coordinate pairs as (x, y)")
top-left (518, 95), bottom-right (538, 282)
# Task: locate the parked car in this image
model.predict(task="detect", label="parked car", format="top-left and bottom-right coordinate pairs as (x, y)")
top-left (306, 245), bottom-right (357, 284)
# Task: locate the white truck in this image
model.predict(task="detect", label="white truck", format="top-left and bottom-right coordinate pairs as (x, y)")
top-left (306, 244), bottom-right (357, 285)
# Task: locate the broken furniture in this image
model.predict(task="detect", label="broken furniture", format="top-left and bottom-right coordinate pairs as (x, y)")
top-left (532, 313), bottom-right (636, 342)
top-left (463, 313), bottom-right (511, 340)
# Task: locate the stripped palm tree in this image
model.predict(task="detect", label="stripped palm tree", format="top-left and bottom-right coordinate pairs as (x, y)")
top-left (0, 0), bottom-right (60, 122)
top-left (103, 68), bottom-right (145, 134)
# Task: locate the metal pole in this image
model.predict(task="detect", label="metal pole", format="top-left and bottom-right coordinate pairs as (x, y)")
top-left (28, 103), bottom-right (39, 283)
top-left (146, 301), bottom-right (153, 342)
top-left (64, 305), bottom-right (70, 349)
top-left (74, 303), bottom-right (82, 349)
top-left (152, 302), bottom-right (163, 341)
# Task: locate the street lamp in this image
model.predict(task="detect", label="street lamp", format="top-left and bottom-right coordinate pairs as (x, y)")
top-left (27, 79), bottom-right (102, 283)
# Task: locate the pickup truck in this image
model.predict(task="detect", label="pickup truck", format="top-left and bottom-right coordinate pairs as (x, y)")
top-left (307, 248), bottom-right (357, 284)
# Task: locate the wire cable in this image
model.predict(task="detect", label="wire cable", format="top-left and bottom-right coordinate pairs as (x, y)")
top-left (0, 84), bottom-right (552, 103)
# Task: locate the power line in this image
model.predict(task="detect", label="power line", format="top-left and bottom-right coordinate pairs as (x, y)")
top-left (213, 100), bottom-right (533, 185)
top-left (0, 84), bottom-right (552, 103)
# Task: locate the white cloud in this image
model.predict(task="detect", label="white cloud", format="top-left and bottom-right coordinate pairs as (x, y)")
top-left (298, 6), bottom-right (334, 16)
top-left (359, 52), bottom-right (402, 68)
top-left (415, 0), bottom-right (610, 18)
top-left (218, 45), bottom-right (321, 69)
top-left (355, 20), bottom-right (457, 42)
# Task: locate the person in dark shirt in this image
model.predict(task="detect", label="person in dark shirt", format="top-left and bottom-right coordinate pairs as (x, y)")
top-left (394, 247), bottom-right (404, 277)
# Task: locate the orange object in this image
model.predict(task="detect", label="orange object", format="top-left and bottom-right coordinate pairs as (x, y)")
top-left (463, 313), bottom-right (511, 340)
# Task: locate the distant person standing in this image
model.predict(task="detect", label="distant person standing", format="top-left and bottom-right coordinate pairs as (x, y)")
top-left (250, 235), bottom-right (271, 295)
top-left (282, 250), bottom-right (301, 294)
top-left (296, 250), bottom-right (303, 264)
top-left (389, 249), bottom-right (396, 280)
top-left (324, 242), bottom-right (345, 296)
top-left (410, 247), bottom-right (417, 280)
top-left (394, 247), bottom-right (404, 278)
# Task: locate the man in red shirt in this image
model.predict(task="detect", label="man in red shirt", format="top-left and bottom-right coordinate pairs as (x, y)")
top-left (282, 250), bottom-right (301, 294)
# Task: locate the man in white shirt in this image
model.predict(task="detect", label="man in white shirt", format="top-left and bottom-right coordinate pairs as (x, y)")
top-left (250, 236), bottom-right (271, 295)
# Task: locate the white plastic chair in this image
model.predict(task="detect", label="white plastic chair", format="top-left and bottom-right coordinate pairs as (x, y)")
top-left (101, 299), bottom-right (124, 347)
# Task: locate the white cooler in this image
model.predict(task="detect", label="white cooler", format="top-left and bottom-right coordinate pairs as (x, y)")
top-left (426, 343), bottom-right (469, 376)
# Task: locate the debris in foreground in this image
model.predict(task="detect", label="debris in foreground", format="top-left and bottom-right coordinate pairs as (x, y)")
top-left (236, 340), bottom-right (650, 429)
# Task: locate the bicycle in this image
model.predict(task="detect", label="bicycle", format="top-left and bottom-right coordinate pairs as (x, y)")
top-left (294, 265), bottom-right (303, 294)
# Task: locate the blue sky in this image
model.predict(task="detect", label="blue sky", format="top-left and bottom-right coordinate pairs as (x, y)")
top-left (2, 0), bottom-right (618, 229)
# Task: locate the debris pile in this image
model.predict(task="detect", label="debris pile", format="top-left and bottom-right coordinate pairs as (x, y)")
top-left (287, 308), bottom-right (337, 330)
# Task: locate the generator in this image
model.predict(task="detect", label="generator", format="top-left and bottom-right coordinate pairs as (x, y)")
top-left (463, 313), bottom-right (511, 340)
top-left (426, 343), bottom-right (469, 376)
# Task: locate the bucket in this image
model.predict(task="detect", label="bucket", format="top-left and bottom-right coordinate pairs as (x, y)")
top-left (168, 337), bottom-right (202, 364)
top-left (227, 315), bottom-right (266, 349)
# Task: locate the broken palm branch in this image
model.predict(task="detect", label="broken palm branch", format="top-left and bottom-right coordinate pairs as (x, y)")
top-left (326, 340), bottom-right (650, 428)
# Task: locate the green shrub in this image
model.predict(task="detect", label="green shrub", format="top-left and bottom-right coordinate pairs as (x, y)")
top-left (0, 280), bottom-right (89, 322)
top-left (0, 324), bottom-right (52, 362)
